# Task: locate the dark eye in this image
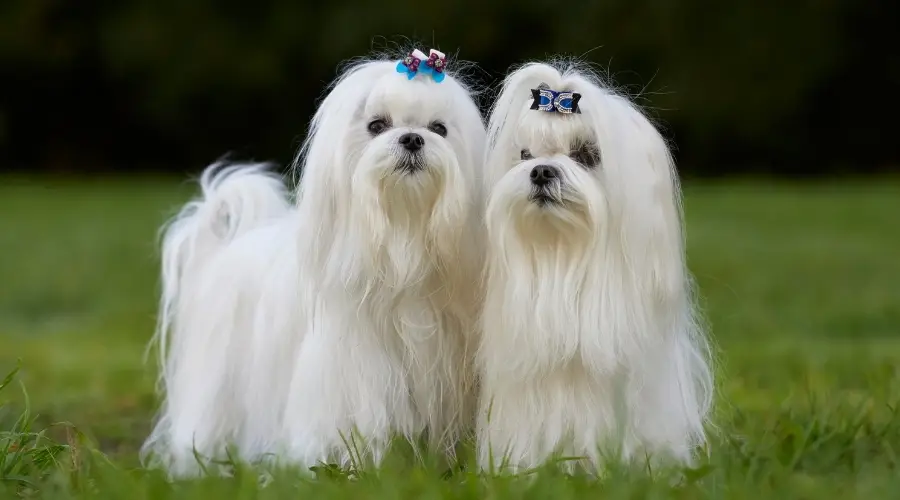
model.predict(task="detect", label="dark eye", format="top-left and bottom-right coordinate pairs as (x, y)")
top-left (520, 149), bottom-right (533, 160)
top-left (570, 142), bottom-right (601, 168)
top-left (367, 118), bottom-right (390, 136)
top-left (428, 121), bottom-right (448, 137)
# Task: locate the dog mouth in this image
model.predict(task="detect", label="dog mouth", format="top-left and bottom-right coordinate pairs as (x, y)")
top-left (529, 186), bottom-right (561, 206)
top-left (394, 151), bottom-right (426, 174)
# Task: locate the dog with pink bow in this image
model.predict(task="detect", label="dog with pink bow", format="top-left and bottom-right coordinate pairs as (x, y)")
top-left (142, 48), bottom-right (486, 477)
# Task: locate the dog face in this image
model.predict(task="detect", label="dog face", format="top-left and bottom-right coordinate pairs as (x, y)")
top-left (489, 103), bottom-right (608, 240)
top-left (294, 58), bottom-right (484, 227)
top-left (293, 55), bottom-right (486, 286)
top-left (296, 58), bottom-right (484, 226)
top-left (485, 62), bottom-right (687, 295)
top-left (349, 72), bottom-right (476, 183)
top-left (485, 68), bottom-right (616, 247)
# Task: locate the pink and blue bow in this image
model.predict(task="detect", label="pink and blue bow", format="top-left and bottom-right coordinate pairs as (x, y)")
top-left (396, 49), bottom-right (447, 83)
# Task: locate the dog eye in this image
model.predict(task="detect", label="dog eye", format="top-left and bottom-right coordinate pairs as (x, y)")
top-left (570, 143), bottom-right (600, 168)
top-left (428, 122), bottom-right (448, 137)
top-left (367, 118), bottom-right (390, 136)
top-left (520, 149), bottom-right (533, 160)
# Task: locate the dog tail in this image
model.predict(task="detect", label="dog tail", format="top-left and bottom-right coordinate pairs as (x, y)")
top-left (168, 161), bottom-right (289, 255)
top-left (156, 161), bottom-right (289, 342)
top-left (142, 161), bottom-right (290, 475)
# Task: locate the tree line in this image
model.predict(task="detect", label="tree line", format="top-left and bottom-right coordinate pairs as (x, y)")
top-left (0, 0), bottom-right (896, 176)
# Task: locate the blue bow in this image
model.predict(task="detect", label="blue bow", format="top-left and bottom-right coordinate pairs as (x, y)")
top-left (530, 88), bottom-right (582, 114)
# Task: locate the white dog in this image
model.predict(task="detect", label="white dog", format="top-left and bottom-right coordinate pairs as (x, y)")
top-left (141, 49), bottom-right (486, 477)
top-left (475, 62), bottom-right (714, 474)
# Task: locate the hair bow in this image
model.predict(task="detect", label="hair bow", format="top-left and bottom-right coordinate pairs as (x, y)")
top-left (396, 49), bottom-right (447, 83)
top-left (530, 87), bottom-right (581, 114)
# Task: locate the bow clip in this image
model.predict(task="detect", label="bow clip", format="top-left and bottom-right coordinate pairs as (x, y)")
top-left (396, 49), bottom-right (447, 83)
top-left (530, 87), bottom-right (581, 114)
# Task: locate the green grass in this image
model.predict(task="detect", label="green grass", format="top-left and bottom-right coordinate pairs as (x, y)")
top-left (1, 175), bottom-right (899, 497)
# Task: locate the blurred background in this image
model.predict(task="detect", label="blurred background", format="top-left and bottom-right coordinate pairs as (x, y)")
top-left (1, 0), bottom-right (900, 479)
top-left (0, 0), bottom-right (897, 176)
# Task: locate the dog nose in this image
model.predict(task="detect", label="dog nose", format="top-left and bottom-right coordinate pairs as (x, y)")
top-left (530, 164), bottom-right (559, 186)
top-left (398, 132), bottom-right (425, 152)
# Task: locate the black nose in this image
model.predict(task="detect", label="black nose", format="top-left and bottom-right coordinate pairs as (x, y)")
top-left (399, 132), bottom-right (425, 152)
top-left (530, 164), bottom-right (559, 186)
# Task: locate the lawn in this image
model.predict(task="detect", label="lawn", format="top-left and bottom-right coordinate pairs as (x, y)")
top-left (1, 174), bottom-right (899, 498)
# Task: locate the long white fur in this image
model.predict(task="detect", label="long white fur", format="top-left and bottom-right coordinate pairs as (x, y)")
top-left (476, 62), bottom-right (714, 474)
top-left (142, 55), bottom-right (486, 477)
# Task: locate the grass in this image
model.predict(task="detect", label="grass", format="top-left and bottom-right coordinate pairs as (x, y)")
top-left (1, 174), bottom-right (899, 497)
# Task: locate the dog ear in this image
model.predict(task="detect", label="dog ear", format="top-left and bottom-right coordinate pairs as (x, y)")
top-left (293, 60), bottom-right (398, 206)
top-left (582, 83), bottom-right (713, 455)
top-left (591, 88), bottom-right (688, 306)
top-left (428, 78), bottom-right (487, 286)
top-left (292, 61), bottom-right (398, 257)
top-left (598, 101), bottom-right (714, 460)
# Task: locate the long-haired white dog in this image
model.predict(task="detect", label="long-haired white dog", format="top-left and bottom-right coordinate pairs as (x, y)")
top-left (476, 62), bottom-right (713, 473)
top-left (142, 49), bottom-right (486, 477)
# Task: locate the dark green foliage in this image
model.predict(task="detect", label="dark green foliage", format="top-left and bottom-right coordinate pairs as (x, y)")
top-left (0, 0), bottom-right (896, 175)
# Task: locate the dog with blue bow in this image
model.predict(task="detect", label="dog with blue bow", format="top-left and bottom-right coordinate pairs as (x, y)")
top-left (476, 62), bottom-right (714, 473)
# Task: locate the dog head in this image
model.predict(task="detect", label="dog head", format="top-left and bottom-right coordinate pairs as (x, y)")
top-left (294, 50), bottom-right (486, 287)
top-left (484, 62), bottom-right (686, 298)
